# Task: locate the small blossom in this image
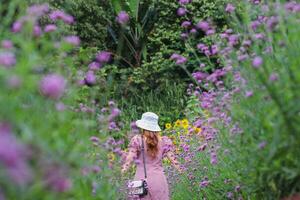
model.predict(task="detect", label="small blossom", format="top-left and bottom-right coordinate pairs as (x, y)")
top-left (196, 21), bottom-right (210, 32)
top-left (44, 24), bottom-right (57, 32)
top-left (84, 71), bottom-right (96, 86)
top-left (12, 21), bottom-right (23, 33)
top-left (40, 74), bottom-right (66, 100)
top-left (96, 51), bottom-right (111, 63)
top-left (225, 3), bottom-right (235, 13)
top-left (252, 56), bottom-right (263, 68)
top-left (116, 11), bottom-right (129, 25)
top-left (181, 21), bottom-right (191, 28)
top-left (1, 40), bottom-right (13, 49)
top-left (178, 0), bottom-right (191, 5)
top-left (33, 25), bottom-right (42, 37)
top-left (245, 90), bottom-right (253, 98)
top-left (88, 62), bottom-right (101, 71)
top-left (64, 35), bottom-right (80, 46)
top-left (49, 10), bottom-right (74, 24)
top-left (177, 7), bottom-right (187, 16)
top-left (0, 52), bottom-right (16, 68)
top-left (269, 73), bottom-right (279, 82)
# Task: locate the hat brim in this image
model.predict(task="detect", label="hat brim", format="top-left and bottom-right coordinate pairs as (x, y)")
top-left (136, 120), bottom-right (161, 132)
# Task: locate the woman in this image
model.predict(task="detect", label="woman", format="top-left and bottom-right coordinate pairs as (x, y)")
top-left (121, 112), bottom-right (182, 200)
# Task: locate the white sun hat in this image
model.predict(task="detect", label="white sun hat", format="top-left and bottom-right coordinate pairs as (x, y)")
top-left (135, 112), bottom-right (161, 132)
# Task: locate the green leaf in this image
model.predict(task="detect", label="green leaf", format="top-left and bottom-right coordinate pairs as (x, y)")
top-left (128, 0), bottom-right (139, 20)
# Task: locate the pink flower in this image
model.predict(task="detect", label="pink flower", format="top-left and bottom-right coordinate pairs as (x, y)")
top-left (269, 73), bottom-right (279, 82)
top-left (88, 62), bottom-right (102, 71)
top-left (225, 3), bottom-right (235, 13)
top-left (1, 40), bottom-right (13, 49)
top-left (44, 24), bottom-right (57, 32)
top-left (40, 74), bottom-right (66, 100)
top-left (96, 51), bottom-right (111, 63)
top-left (252, 56), bottom-right (263, 68)
top-left (0, 52), bottom-right (16, 68)
top-left (177, 7), bottom-right (186, 16)
top-left (84, 70), bottom-right (96, 85)
top-left (116, 11), bottom-right (129, 25)
top-left (64, 35), bottom-right (80, 46)
top-left (12, 21), bottom-right (23, 33)
top-left (49, 10), bottom-right (74, 24)
top-left (33, 25), bottom-right (42, 37)
top-left (196, 21), bottom-right (210, 32)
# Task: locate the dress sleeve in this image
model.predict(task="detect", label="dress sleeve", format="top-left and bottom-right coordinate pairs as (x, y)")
top-left (121, 135), bottom-right (140, 171)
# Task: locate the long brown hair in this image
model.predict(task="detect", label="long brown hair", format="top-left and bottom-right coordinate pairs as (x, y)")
top-left (142, 130), bottom-right (159, 159)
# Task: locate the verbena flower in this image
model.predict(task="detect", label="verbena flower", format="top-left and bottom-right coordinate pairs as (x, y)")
top-left (49, 10), bottom-right (74, 24)
top-left (44, 24), bottom-right (57, 32)
top-left (116, 11), bottom-right (129, 25)
top-left (225, 3), bottom-right (235, 13)
top-left (177, 7), bottom-right (186, 16)
top-left (252, 56), bottom-right (263, 68)
top-left (64, 35), bottom-right (80, 46)
top-left (40, 74), bottom-right (66, 100)
top-left (0, 52), bottom-right (16, 68)
top-left (96, 51), bottom-right (111, 63)
top-left (1, 40), bottom-right (13, 49)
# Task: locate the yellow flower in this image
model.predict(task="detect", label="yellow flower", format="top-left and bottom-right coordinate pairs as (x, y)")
top-left (181, 119), bottom-right (189, 129)
top-left (174, 119), bottom-right (182, 127)
top-left (165, 123), bottom-right (172, 130)
top-left (107, 152), bottom-right (115, 161)
top-left (193, 126), bottom-right (202, 134)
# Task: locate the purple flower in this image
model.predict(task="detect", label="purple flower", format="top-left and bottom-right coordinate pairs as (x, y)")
top-left (225, 3), bottom-right (235, 13)
top-left (227, 192), bottom-right (234, 199)
top-left (177, 7), bottom-right (186, 16)
top-left (266, 16), bottom-right (278, 31)
top-left (181, 21), bottom-right (191, 28)
top-left (108, 100), bottom-right (115, 107)
top-left (88, 62), bottom-right (101, 71)
top-left (27, 3), bottom-right (49, 17)
top-left (210, 152), bottom-right (218, 165)
top-left (44, 24), bottom-right (57, 32)
top-left (269, 73), bottom-right (279, 82)
top-left (1, 40), bottom-right (13, 49)
top-left (33, 25), bottom-right (42, 37)
top-left (245, 90), bottom-right (253, 98)
top-left (228, 34), bottom-right (239, 46)
top-left (200, 180), bottom-right (210, 187)
top-left (250, 20), bottom-right (261, 31)
top-left (258, 141), bottom-right (267, 149)
top-left (12, 21), bottom-right (23, 33)
top-left (206, 29), bottom-right (215, 35)
top-left (0, 122), bottom-right (32, 186)
top-left (40, 74), bottom-right (66, 100)
top-left (170, 53), bottom-right (187, 65)
top-left (44, 166), bottom-right (72, 192)
top-left (90, 136), bottom-right (100, 143)
top-left (49, 10), bottom-right (74, 24)
top-left (64, 35), bottom-right (80, 46)
top-left (0, 52), bottom-right (16, 68)
top-left (96, 51), bottom-right (111, 63)
top-left (116, 11), bottom-right (129, 25)
top-left (176, 56), bottom-right (187, 65)
top-left (196, 21), bottom-right (210, 32)
top-left (197, 143), bottom-right (207, 151)
top-left (178, 0), bottom-right (191, 5)
top-left (252, 56), bottom-right (263, 68)
top-left (85, 70), bottom-right (96, 85)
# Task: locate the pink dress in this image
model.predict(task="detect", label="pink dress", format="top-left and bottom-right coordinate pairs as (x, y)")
top-left (122, 135), bottom-right (180, 200)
